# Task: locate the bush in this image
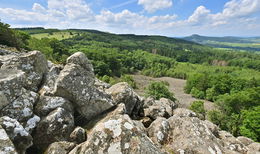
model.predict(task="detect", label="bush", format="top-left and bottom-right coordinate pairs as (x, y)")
top-left (120, 75), bottom-right (137, 89)
top-left (189, 101), bottom-right (206, 119)
top-left (190, 87), bottom-right (205, 99)
top-left (145, 81), bottom-right (176, 102)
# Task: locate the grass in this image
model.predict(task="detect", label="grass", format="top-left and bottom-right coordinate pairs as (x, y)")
top-left (31, 31), bottom-right (79, 40)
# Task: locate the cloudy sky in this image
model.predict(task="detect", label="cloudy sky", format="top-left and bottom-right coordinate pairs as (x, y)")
top-left (0, 0), bottom-right (260, 36)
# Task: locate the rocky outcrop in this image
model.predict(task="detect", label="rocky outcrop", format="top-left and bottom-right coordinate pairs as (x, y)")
top-left (69, 104), bottom-right (163, 154)
top-left (53, 52), bottom-right (115, 121)
top-left (0, 49), bottom-right (259, 154)
top-left (105, 82), bottom-right (143, 118)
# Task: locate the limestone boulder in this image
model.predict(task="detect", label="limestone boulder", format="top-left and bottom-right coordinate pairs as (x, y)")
top-left (0, 89), bottom-right (39, 126)
top-left (105, 82), bottom-right (142, 117)
top-left (0, 116), bottom-right (33, 154)
top-left (69, 104), bottom-right (164, 154)
top-left (0, 125), bottom-right (18, 154)
top-left (45, 141), bottom-right (76, 154)
top-left (54, 52), bottom-right (114, 121)
top-left (147, 117), bottom-right (170, 146)
top-left (0, 69), bottom-right (25, 103)
top-left (69, 126), bottom-right (86, 144)
top-left (1, 51), bottom-right (48, 91)
top-left (35, 95), bottom-right (73, 117)
top-left (33, 107), bottom-right (74, 151)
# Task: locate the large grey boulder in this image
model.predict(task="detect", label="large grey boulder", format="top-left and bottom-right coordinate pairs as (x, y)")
top-left (53, 52), bottom-right (115, 121)
top-left (164, 115), bottom-right (225, 154)
top-left (0, 89), bottom-right (39, 127)
top-left (247, 142), bottom-right (260, 154)
top-left (143, 97), bottom-right (177, 120)
top-left (35, 95), bottom-right (73, 117)
top-left (0, 116), bottom-right (33, 154)
top-left (105, 82), bottom-right (142, 117)
top-left (69, 104), bottom-right (164, 154)
top-left (0, 91), bottom-right (9, 110)
top-left (33, 107), bottom-right (75, 151)
top-left (0, 69), bottom-right (25, 103)
top-left (69, 126), bottom-right (86, 144)
top-left (1, 51), bottom-right (48, 91)
top-left (39, 64), bottom-right (63, 96)
top-left (218, 131), bottom-right (248, 153)
top-left (0, 125), bottom-right (18, 154)
top-left (45, 141), bottom-right (76, 154)
top-left (147, 117), bottom-right (170, 146)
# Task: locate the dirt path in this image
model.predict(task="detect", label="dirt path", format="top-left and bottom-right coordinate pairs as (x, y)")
top-left (132, 74), bottom-right (216, 111)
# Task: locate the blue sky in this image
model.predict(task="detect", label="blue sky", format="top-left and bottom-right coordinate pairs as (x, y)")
top-left (0, 0), bottom-right (260, 36)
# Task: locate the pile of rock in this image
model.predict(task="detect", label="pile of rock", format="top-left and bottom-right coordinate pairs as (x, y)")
top-left (0, 49), bottom-right (259, 154)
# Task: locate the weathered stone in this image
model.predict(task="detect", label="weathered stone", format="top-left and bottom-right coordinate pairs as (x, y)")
top-left (144, 105), bottom-right (169, 120)
top-left (0, 91), bottom-right (9, 110)
top-left (69, 104), bottom-right (164, 154)
top-left (66, 51), bottom-right (94, 74)
top-left (0, 116), bottom-right (33, 154)
top-left (39, 64), bottom-right (63, 96)
top-left (132, 120), bottom-right (147, 134)
top-left (143, 97), bottom-right (177, 120)
top-left (45, 141), bottom-right (76, 154)
top-left (0, 69), bottom-right (25, 103)
top-left (94, 78), bottom-right (111, 91)
top-left (35, 95), bottom-right (73, 117)
top-left (1, 89), bottom-right (39, 126)
top-left (163, 115), bottom-right (225, 154)
top-left (218, 131), bottom-right (248, 153)
top-left (54, 53), bottom-right (114, 120)
top-left (147, 117), bottom-right (170, 146)
top-left (203, 120), bottom-right (220, 138)
top-left (105, 82), bottom-right (141, 116)
top-left (33, 107), bottom-right (74, 151)
top-left (247, 142), bottom-right (260, 154)
top-left (173, 108), bottom-right (197, 117)
top-left (70, 126), bottom-right (86, 144)
top-left (236, 136), bottom-right (254, 146)
top-left (1, 51), bottom-right (48, 91)
top-left (0, 125), bottom-right (18, 154)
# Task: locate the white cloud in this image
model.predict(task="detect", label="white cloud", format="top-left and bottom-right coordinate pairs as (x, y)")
top-left (138, 0), bottom-right (173, 13)
top-left (32, 3), bottom-right (46, 13)
top-left (0, 0), bottom-right (260, 36)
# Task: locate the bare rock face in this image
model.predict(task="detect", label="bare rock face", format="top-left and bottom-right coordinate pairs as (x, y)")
top-left (147, 117), bottom-right (170, 146)
top-left (247, 142), bottom-right (260, 154)
top-left (69, 126), bottom-right (86, 144)
top-left (164, 115), bottom-right (225, 154)
top-left (0, 116), bottom-right (33, 154)
top-left (218, 131), bottom-right (248, 153)
top-left (106, 82), bottom-right (143, 117)
top-left (94, 78), bottom-right (111, 91)
top-left (39, 64), bottom-right (63, 96)
top-left (0, 69), bottom-right (25, 103)
top-left (45, 141), bottom-right (76, 154)
top-left (0, 125), bottom-right (18, 154)
top-left (35, 95), bottom-right (74, 117)
top-left (33, 107), bottom-right (75, 151)
top-left (1, 51), bottom-right (48, 92)
top-left (143, 97), bottom-right (177, 120)
top-left (173, 108), bottom-right (197, 117)
top-left (0, 89), bottom-right (39, 127)
top-left (54, 52), bottom-right (115, 121)
top-left (69, 104), bottom-right (164, 154)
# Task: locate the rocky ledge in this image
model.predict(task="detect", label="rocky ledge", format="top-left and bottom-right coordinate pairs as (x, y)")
top-left (0, 49), bottom-right (259, 154)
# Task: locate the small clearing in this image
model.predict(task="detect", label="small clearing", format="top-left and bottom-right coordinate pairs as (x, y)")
top-left (132, 74), bottom-right (216, 111)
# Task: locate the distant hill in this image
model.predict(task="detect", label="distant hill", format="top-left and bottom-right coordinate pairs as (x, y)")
top-left (183, 34), bottom-right (260, 52)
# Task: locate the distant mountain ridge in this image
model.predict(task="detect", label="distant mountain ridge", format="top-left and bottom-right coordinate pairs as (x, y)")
top-left (183, 34), bottom-right (260, 52)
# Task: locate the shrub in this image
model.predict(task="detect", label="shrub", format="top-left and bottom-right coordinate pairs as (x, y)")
top-left (190, 87), bottom-right (205, 99)
top-left (120, 75), bottom-right (137, 89)
top-left (145, 81), bottom-right (176, 102)
top-left (189, 101), bottom-right (206, 119)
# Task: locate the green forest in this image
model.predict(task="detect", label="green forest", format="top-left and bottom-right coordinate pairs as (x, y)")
top-left (1, 22), bottom-right (260, 142)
